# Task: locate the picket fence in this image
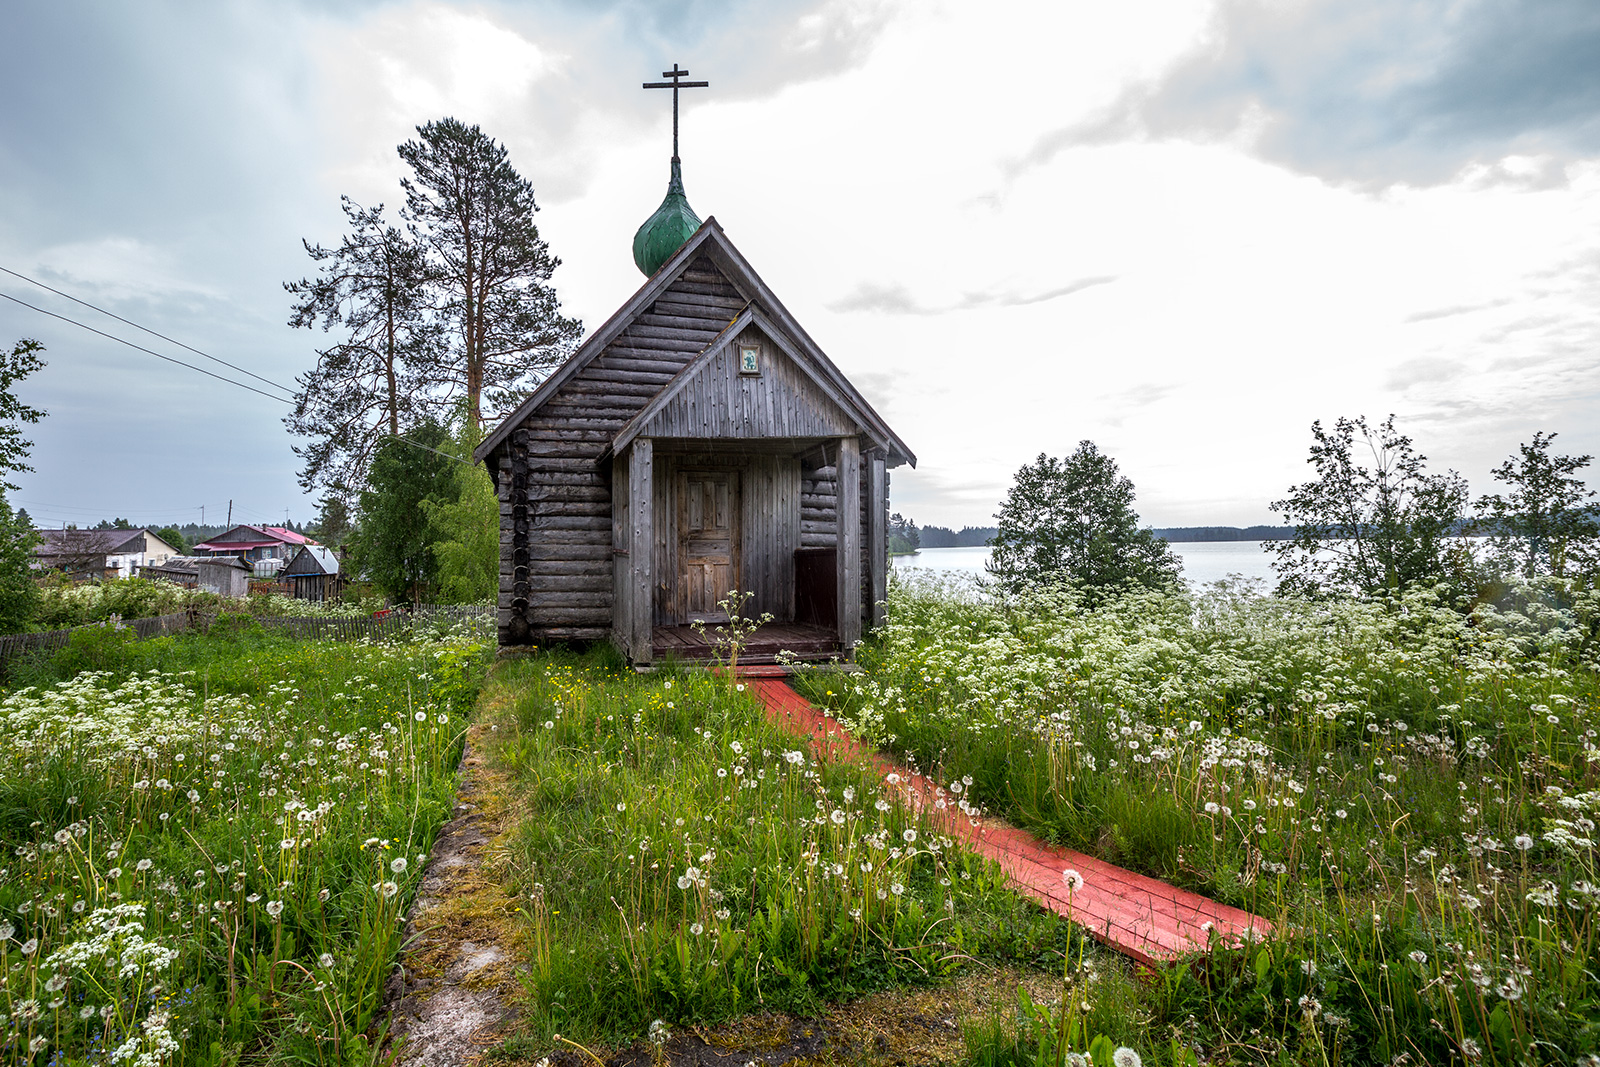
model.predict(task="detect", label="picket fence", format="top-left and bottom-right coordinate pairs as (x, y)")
top-left (0, 604), bottom-right (494, 667)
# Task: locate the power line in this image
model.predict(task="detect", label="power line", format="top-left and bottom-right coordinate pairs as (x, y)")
top-left (1, 272), bottom-right (476, 479)
top-left (0, 290), bottom-right (293, 405)
top-left (389, 434), bottom-right (474, 467)
top-left (0, 265), bottom-right (297, 396)
top-left (17, 500), bottom-right (215, 517)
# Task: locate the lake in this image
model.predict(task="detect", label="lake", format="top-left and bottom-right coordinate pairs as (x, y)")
top-left (891, 541), bottom-right (1279, 588)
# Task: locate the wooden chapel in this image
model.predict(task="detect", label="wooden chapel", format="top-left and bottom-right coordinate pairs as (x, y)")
top-left (474, 69), bottom-right (914, 664)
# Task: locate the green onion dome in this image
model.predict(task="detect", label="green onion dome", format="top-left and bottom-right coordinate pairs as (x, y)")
top-left (632, 157), bottom-right (701, 277)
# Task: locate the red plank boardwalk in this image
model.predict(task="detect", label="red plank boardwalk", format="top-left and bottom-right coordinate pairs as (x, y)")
top-left (741, 675), bottom-right (1272, 968)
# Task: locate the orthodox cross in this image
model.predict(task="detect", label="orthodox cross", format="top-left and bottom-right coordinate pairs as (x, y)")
top-left (643, 63), bottom-right (708, 160)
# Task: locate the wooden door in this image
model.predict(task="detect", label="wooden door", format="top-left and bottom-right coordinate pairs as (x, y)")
top-left (678, 469), bottom-right (739, 623)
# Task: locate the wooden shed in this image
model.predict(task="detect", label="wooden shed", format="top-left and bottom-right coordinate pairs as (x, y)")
top-left (474, 217), bottom-right (914, 664)
top-left (283, 545), bottom-right (342, 602)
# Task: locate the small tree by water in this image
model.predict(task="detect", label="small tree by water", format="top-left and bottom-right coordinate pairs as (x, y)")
top-left (987, 441), bottom-right (1181, 601)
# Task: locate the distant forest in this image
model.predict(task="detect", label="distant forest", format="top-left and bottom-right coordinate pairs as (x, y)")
top-left (919, 525), bottom-right (999, 548)
top-left (1151, 526), bottom-right (1297, 542)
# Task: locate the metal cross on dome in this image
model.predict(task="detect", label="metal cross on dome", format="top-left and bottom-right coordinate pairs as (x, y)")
top-left (643, 63), bottom-right (708, 160)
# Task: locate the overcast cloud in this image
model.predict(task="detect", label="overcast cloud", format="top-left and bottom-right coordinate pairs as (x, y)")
top-left (1018, 0), bottom-right (1600, 186)
top-left (1, 0), bottom-right (1598, 533)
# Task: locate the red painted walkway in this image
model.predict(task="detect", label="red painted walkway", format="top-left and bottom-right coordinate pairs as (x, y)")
top-left (743, 675), bottom-right (1272, 967)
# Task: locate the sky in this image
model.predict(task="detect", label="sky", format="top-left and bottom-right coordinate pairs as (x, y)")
top-left (1, 0), bottom-right (1597, 532)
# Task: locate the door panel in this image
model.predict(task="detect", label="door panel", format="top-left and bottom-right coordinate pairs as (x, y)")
top-left (678, 469), bottom-right (738, 623)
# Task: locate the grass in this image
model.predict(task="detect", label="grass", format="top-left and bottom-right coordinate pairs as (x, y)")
top-left (477, 646), bottom-right (1087, 1050)
top-left (0, 613), bottom-right (491, 1065)
top-left (793, 574), bottom-right (1600, 1065)
top-left (29, 575), bottom-right (392, 630)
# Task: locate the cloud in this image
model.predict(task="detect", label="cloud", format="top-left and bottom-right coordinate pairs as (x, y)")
top-left (506, 0), bottom-right (897, 106)
top-left (1115, 383), bottom-right (1178, 407)
top-left (1097, 382), bottom-right (1180, 427)
top-left (1011, 0), bottom-right (1600, 186)
top-left (1404, 299), bottom-right (1512, 323)
top-left (829, 275), bottom-right (1116, 314)
top-left (1386, 356), bottom-right (1459, 390)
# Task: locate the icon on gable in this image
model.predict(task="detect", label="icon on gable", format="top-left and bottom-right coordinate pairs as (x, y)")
top-left (738, 342), bottom-right (762, 376)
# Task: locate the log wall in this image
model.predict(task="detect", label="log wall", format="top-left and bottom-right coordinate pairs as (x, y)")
top-left (497, 257), bottom-right (746, 645)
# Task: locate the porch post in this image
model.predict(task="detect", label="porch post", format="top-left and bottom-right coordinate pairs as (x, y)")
top-left (628, 438), bottom-right (654, 664)
top-left (867, 451), bottom-right (887, 630)
top-left (612, 453), bottom-right (631, 659)
top-left (836, 435), bottom-right (862, 651)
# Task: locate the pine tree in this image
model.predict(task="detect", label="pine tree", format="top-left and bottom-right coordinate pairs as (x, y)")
top-left (285, 197), bottom-right (435, 496)
top-left (399, 118), bottom-right (583, 426)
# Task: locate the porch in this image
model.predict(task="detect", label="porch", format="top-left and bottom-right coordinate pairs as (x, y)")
top-left (650, 622), bottom-right (841, 665)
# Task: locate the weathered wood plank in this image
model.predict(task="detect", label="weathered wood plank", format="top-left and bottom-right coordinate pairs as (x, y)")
top-left (539, 393), bottom-right (651, 411)
top-left (634, 313), bottom-right (734, 337)
top-left (524, 528), bottom-right (610, 545)
top-left (650, 296), bottom-right (745, 317)
top-left (526, 591), bottom-right (611, 607)
top-left (514, 428), bottom-right (615, 444)
top-left (526, 482), bottom-right (609, 500)
top-left (524, 415), bottom-right (631, 432)
top-left (628, 439), bottom-right (654, 664)
top-left (532, 515), bottom-right (611, 531)
top-left (868, 453), bottom-right (887, 629)
top-left (607, 332), bottom-right (705, 354)
top-left (526, 560), bottom-right (611, 576)
top-left (526, 469), bottom-right (608, 486)
top-left (630, 339), bottom-right (856, 442)
top-left (599, 347), bottom-right (700, 368)
top-left (530, 609), bottom-right (613, 625)
top-left (530, 626), bottom-right (610, 640)
top-left (611, 453), bottom-right (630, 658)
top-left (670, 279), bottom-right (743, 299)
top-left (563, 379), bottom-right (663, 398)
top-left (577, 367), bottom-right (678, 387)
top-left (836, 435), bottom-right (862, 651)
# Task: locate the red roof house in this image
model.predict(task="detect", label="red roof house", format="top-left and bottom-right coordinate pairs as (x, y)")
top-left (192, 525), bottom-right (318, 564)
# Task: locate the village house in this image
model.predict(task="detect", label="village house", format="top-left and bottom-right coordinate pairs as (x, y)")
top-left (282, 545), bottom-right (342, 602)
top-left (192, 524), bottom-right (319, 572)
top-left (32, 527), bottom-right (181, 580)
top-left (475, 151), bottom-right (913, 665)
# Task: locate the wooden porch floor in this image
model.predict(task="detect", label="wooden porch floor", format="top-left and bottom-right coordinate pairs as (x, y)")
top-left (651, 622), bottom-right (840, 664)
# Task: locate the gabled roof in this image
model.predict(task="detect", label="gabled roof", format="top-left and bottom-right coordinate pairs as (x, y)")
top-left (33, 528), bottom-right (159, 557)
top-left (148, 555), bottom-right (251, 573)
top-left (194, 525), bottom-right (318, 552)
top-left (284, 545), bottom-right (340, 576)
top-left (609, 305), bottom-right (864, 456)
top-left (475, 218), bottom-right (915, 468)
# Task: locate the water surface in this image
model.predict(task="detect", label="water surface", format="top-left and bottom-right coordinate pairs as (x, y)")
top-left (891, 541), bottom-right (1278, 588)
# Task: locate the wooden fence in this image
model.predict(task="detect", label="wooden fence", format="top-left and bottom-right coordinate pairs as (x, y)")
top-left (0, 604), bottom-right (495, 668)
top-left (0, 612), bottom-right (196, 667)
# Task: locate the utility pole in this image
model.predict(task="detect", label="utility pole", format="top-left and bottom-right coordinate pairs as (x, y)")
top-left (227, 500), bottom-right (232, 526)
